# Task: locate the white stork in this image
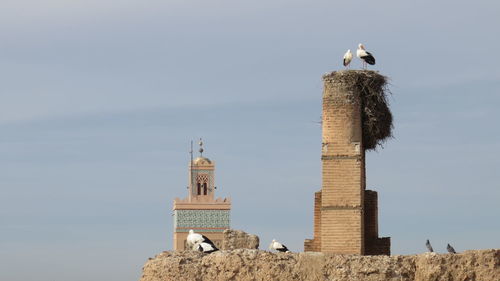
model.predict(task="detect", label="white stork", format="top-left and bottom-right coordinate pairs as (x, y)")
top-left (195, 242), bottom-right (219, 254)
top-left (343, 49), bottom-right (353, 69)
top-left (269, 239), bottom-right (290, 253)
top-left (356, 43), bottom-right (376, 69)
top-left (186, 229), bottom-right (216, 249)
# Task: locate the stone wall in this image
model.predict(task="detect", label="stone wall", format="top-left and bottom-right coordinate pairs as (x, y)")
top-left (139, 249), bottom-right (499, 281)
top-left (221, 229), bottom-right (259, 250)
top-left (304, 191), bottom-right (322, 252)
top-left (363, 190), bottom-right (390, 255)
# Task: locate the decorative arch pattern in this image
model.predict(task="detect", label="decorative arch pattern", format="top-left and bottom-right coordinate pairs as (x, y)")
top-left (197, 174), bottom-right (209, 195)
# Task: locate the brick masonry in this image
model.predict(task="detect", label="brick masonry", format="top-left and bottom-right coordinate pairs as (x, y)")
top-left (304, 191), bottom-right (322, 252)
top-left (304, 72), bottom-right (390, 255)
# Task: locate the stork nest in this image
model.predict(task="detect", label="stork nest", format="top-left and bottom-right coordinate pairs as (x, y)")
top-left (323, 70), bottom-right (393, 151)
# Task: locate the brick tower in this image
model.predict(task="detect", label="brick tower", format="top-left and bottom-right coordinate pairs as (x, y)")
top-left (172, 139), bottom-right (231, 250)
top-left (304, 71), bottom-right (390, 255)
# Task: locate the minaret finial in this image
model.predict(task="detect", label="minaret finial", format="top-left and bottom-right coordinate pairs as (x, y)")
top-left (189, 140), bottom-right (194, 191)
top-left (198, 138), bottom-right (204, 157)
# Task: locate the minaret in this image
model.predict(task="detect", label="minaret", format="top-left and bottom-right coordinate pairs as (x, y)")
top-left (172, 139), bottom-right (231, 250)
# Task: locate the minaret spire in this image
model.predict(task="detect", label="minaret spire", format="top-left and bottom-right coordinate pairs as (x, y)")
top-left (189, 140), bottom-right (194, 191)
top-left (198, 138), bottom-right (204, 157)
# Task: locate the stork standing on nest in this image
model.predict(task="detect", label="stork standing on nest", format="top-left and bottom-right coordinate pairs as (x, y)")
top-left (356, 43), bottom-right (376, 69)
top-left (343, 49), bottom-right (353, 69)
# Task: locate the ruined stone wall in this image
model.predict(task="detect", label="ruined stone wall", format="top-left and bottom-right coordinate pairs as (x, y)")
top-left (140, 249), bottom-right (499, 281)
top-left (221, 229), bottom-right (259, 250)
top-left (365, 237), bottom-right (391, 256)
top-left (305, 191), bottom-right (322, 252)
top-left (364, 190), bottom-right (390, 255)
top-left (364, 190), bottom-right (378, 240)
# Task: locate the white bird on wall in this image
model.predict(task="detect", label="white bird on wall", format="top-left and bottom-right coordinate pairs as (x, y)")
top-left (343, 49), bottom-right (353, 69)
top-left (269, 239), bottom-right (290, 253)
top-left (356, 43), bottom-right (376, 69)
top-left (186, 229), bottom-right (216, 249)
top-left (195, 242), bottom-right (219, 253)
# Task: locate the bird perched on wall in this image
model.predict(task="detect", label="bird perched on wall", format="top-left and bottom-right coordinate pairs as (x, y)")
top-left (343, 49), bottom-right (353, 68)
top-left (269, 239), bottom-right (290, 253)
top-left (187, 229), bottom-right (216, 249)
top-left (195, 241), bottom-right (219, 254)
top-left (356, 43), bottom-right (376, 69)
top-left (425, 239), bottom-right (434, 252)
top-left (447, 243), bottom-right (457, 254)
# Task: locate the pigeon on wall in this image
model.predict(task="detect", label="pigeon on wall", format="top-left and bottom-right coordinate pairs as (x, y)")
top-left (426, 239), bottom-right (434, 252)
top-left (447, 243), bottom-right (457, 254)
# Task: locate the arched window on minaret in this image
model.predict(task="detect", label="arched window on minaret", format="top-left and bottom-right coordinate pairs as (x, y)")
top-left (196, 174), bottom-right (209, 196)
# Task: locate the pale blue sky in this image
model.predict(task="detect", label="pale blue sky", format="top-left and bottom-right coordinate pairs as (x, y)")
top-left (1, 1), bottom-right (500, 281)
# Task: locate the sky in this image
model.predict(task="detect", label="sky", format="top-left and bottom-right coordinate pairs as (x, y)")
top-left (1, 0), bottom-right (500, 280)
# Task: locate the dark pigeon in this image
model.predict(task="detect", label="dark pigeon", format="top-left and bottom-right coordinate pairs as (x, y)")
top-left (447, 243), bottom-right (457, 254)
top-left (426, 239), bottom-right (434, 252)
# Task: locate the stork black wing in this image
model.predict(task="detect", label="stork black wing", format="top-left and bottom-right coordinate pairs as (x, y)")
top-left (362, 52), bottom-right (376, 65)
top-left (201, 235), bottom-right (216, 247)
top-left (277, 244), bottom-right (289, 252)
